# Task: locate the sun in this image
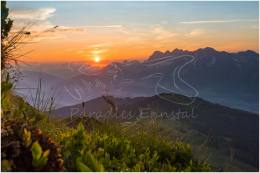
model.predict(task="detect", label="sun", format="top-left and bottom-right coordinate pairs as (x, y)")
top-left (94, 55), bottom-right (101, 63)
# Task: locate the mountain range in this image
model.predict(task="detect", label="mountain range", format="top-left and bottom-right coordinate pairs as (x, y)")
top-left (15, 47), bottom-right (259, 112)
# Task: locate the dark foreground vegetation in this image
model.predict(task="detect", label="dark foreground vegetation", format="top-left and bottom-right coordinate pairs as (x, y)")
top-left (1, 77), bottom-right (211, 171)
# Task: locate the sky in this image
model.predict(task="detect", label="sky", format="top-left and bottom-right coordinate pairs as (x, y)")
top-left (7, 1), bottom-right (259, 66)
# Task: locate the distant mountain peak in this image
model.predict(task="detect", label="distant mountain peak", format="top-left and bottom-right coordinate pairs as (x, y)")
top-left (172, 48), bottom-right (183, 51)
top-left (195, 47), bottom-right (217, 53)
top-left (149, 50), bottom-right (165, 60)
top-left (171, 48), bottom-right (185, 54)
top-left (148, 47), bottom-right (220, 60)
top-left (240, 50), bottom-right (259, 56)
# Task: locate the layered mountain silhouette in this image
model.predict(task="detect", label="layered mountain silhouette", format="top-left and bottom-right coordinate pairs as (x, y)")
top-left (15, 47), bottom-right (259, 112)
top-left (53, 93), bottom-right (259, 171)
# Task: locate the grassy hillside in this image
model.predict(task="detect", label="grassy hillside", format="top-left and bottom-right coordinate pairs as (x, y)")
top-left (1, 78), bottom-right (211, 171)
top-left (54, 93), bottom-right (259, 171)
top-left (158, 119), bottom-right (258, 171)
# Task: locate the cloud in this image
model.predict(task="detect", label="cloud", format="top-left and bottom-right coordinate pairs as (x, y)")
top-left (77, 43), bottom-right (112, 57)
top-left (88, 43), bottom-right (112, 48)
top-left (10, 8), bottom-right (56, 21)
top-left (46, 26), bottom-right (86, 33)
top-left (30, 25), bottom-right (88, 42)
top-left (51, 25), bottom-right (123, 33)
top-left (9, 8), bottom-right (76, 42)
top-left (186, 29), bottom-right (204, 37)
top-left (28, 33), bottom-right (66, 42)
top-left (180, 19), bottom-right (258, 24)
top-left (27, 21), bottom-right (54, 31)
top-left (91, 49), bottom-right (108, 55)
top-left (152, 26), bottom-right (177, 40)
top-left (12, 19), bottom-right (86, 34)
top-left (84, 25), bottom-right (123, 29)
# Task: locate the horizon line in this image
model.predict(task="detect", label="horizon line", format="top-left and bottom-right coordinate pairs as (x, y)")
top-left (20, 46), bottom-right (259, 64)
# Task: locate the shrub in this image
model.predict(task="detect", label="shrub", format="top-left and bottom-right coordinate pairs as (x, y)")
top-left (1, 119), bottom-right (64, 171)
top-left (61, 122), bottom-right (211, 172)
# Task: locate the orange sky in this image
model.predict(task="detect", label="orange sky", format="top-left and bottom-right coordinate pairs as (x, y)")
top-left (19, 27), bottom-right (259, 67)
top-left (8, 2), bottom-right (259, 67)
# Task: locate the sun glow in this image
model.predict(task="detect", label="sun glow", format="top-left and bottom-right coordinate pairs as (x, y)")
top-left (94, 55), bottom-right (101, 63)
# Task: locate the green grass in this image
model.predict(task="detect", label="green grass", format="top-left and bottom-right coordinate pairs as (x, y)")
top-left (157, 119), bottom-right (257, 171)
top-left (1, 79), bottom-right (211, 171)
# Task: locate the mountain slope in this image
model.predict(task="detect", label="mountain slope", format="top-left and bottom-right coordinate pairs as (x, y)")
top-left (54, 93), bottom-right (259, 171)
